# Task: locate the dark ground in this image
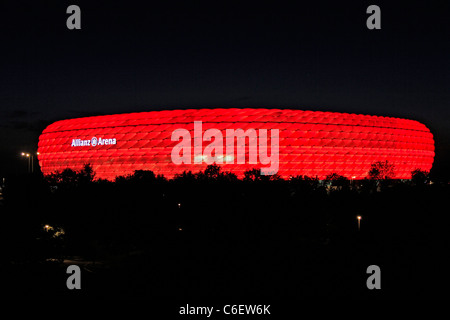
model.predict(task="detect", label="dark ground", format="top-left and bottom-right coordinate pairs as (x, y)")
top-left (1, 168), bottom-right (449, 301)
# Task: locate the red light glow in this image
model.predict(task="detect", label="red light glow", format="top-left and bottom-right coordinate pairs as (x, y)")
top-left (37, 108), bottom-right (435, 180)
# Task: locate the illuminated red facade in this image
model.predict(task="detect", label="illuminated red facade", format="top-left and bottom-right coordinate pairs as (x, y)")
top-left (37, 108), bottom-right (435, 180)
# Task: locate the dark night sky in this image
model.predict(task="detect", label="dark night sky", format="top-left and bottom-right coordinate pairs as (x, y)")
top-left (0, 1), bottom-right (448, 178)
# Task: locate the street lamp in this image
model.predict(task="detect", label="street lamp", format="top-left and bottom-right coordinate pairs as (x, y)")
top-left (20, 152), bottom-right (31, 173)
top-left (357, 215), bottom-right (362, 231)
top-left (20, 151), bottom-right (39, 173)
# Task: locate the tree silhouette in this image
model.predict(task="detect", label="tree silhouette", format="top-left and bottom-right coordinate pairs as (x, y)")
top-left (129, 170), bottom-right (156, 181)
top-left (243, 168), bottom-right (281, 181)
top-left (196, 164), bottom-right (239, 182)
top-left (289, 175), bottom-right (319, 190)
top-left (325, 173), bottom-right (349, 190)
top-left (368, 160), bottom-right (395, 180)
top-left (411, 168), bottom-right (429, 185)
top-left (78, 163), bottom-right (96, 184)
top-left (173, 170), bottom-right (197, 183)
top-left (203, 163), bottom-right (221, 179)
top-left (243, 168), bottom-right (262, 181)
top-left (45, 163), bottom-right (95, 189)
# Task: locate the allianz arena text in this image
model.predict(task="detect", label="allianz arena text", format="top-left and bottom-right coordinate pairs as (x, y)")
top-left (37, 108), bottom-right (435, 180)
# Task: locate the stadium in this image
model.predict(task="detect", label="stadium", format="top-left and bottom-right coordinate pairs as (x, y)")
top-left (37, 108), bottom-right (435, 180)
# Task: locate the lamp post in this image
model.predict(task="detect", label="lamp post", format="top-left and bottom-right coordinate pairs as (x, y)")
top-left (357, 215), bottom-right (362, 231)
top-left (21, 151), bottom-right (39, 173)
top-left (21, 152), bottom-right (31, 173)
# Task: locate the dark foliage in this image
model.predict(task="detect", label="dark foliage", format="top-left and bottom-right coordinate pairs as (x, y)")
top-left (1, 164), bottom-right (449, 299)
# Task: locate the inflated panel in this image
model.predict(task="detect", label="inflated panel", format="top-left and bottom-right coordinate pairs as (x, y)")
top-left (37, 108), bottom-right (435, 180)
